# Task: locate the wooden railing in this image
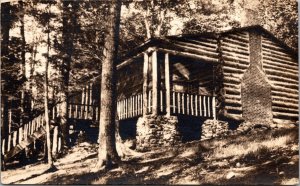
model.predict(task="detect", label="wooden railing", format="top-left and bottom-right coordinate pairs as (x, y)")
top-left (171, 91), bottom-right (216, 118)
top-left (116, 90), bottom-right (216, 120)
top-left (1, 102), bottom-right (62, 158)
top-left (117, 93), bottom-right (144, 120)
top-left (68, 104), bottom-right (98, 120)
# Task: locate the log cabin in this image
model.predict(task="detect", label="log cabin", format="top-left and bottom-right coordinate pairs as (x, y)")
top-left (65, 25), bottom-right (299, 148)
top-left (2, 25), bottom-right (298, 158)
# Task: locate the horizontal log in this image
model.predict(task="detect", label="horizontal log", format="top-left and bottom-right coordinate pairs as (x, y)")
top-left (272, 81), bottom-right (298, 90)
top-left (272, 106), bottom-right (299, 114)
top-left (273, 111), bottom-right (299, 118)
top-left (225, 94), bottom-right (241, 101)
top-left (262, 59), bottom-right (298, 72)
top-left (272, 101), bottom-right (298, 109)
top-left (171, 42), bottom-right (219, 58)
top-left (273, 118), bottom-right (297, 125)
top-left (221, 38), bottom-right (250, 51)
top-left (262, 54), bottom-right (297, 67)
top-left (224, 87), bottom-right (240, 95)
top-left (188, 39), bottom-right (218, 49)
top-left (224, 76), bottom-right (241, 84)
top-left (271, 90), bottom-right (299, 99)
top-left (223, 112), bottom-right (243, 121)
top-left (222, 47), bottom-right (250, 56)
top-left (117, 53), bottom-right (144, 70)
top-left (262, 47), bottom-right (296, 60)
top-left (271, 86), bottom-right (298, 96)
top-left (272, 95), bottom-right (298, 104)
top-left (225, 105), bottom-right (242, 111)
top-left (226, 33), bottom-right (249, 43)
top-left (158, 48), bottom-right (219, 63)
top-left (224, 60), bottom-right (249, 69)
top-left (173, 40), bottom-right (218, 53)
top-left (222, 37), bottom-right (249, 48)
top-left (223, 82), bottom-right (241, 90)
top-left (224, 99), bottom-right (242, 106)
top-left (223, 66), bottom-right (246, 74)
top-left (262, 50), bottom-right (295, 62)
top-left (223, 55), bottom-right (250, 65)
top-left (195, 37), bottom-right (218, 44)
top-left (266, 74), bottom-right (298, 84)
top-left (261, 39), bottom-right (289, 53)
top-left (263, 64), bottom-right (299, 78)
top-left (222, 50), bottom-right (250, 61)
top-left (223, 72), bottom-right (243, 78)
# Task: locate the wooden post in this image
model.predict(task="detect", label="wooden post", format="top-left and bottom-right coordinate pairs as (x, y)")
top-left (195, 95), bottom-right (198, 116)
top-left (178, 92), bottom-right (181, 114)
top-left (2, 139), bottom-right (5, 155)
top-left (152, 50), bottom-right (159, 115)
top-left (85, 85), bottom-right (89, 119)
top-left (13, 131), bottom-right (17, 147)
top-left (8, 110), bottom-right (12, 133)
top-left (81, 88), bottom-right (84, 118)
top-left (182, 93), bottom-right (185, 114)
top-left (52, 126), bottom-right (58, 156)
top-left (212, 96), bottom-right (216, 120)
top-left (172, 92), bottom-right (175, 114)
top-left (165, 53), bottom-right (171, 116)
top-left (199, 96), bottom-right (202, 116)
top-left (187, 94), bottom-right (190, 115)
top-left (203, 96), bottom-right (207, 117)
top-left (208, 96), bottom-right (211, 117)
top-left (18, 127), bottom-right (22, 143)
top-left (143, 52), bottom-right (149, 115)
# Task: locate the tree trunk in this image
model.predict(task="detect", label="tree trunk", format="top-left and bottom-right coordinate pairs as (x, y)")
top-left (44, 22), bottom-right (54, 168)
top-left (1, 2), bottom-right (11, 150)
top-left (95, 0), bottom-right (122, 171)
top-left (59, 1), bottom-right (78, 151)
top-left (19, 1), bottom-right (26, 126)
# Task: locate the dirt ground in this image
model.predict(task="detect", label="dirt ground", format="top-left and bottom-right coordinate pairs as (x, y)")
top-left (1, 127), bottom-right (299, 185)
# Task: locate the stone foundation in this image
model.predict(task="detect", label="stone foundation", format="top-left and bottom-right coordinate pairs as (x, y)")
top-left (136, 115), bottom-right (180, 151)
top-left (201, 119), bottom-right (229, 140)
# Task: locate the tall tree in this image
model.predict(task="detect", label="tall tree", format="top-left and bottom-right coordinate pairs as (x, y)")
top-left (1, 2), bottom-right (11, 149)
top-left (58, 0), bottom-right (79, 152)
top-left (95, 0), bottom-right (122, 170)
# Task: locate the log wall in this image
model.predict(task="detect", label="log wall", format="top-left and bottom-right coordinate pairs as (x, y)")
top-left (261, 35), bottom-right (299, 124)
top-left (220, 31), bottom-right (250, 120)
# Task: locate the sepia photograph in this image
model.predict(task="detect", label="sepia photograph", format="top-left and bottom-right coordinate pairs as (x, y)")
top-left (0, 0), bottom-right (299, 185)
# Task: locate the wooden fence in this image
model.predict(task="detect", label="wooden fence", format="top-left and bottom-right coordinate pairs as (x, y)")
top-left (1, 103), bottom-right (62, 159)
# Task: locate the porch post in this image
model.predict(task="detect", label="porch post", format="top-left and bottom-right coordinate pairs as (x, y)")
top-left (212, 64), bottom-right (216, 120)
top-left (152, 50), bottom-right (159, 115)
top-left (165, 53), bottom-right (171, 117)
top-left (143, 52), bottom-right (149, 115)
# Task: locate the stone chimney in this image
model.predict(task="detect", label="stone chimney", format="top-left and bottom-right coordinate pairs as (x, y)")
top-left (240, 0), bottom-right (261, 27)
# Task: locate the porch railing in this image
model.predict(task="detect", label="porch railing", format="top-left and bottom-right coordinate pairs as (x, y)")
top-left (171, 91), bottom-right (216, 118)
top-left (115, 90), bottom-right (216, 120)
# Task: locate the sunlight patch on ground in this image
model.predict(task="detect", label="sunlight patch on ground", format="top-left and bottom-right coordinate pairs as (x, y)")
top-left (135, 166), bottom-right (149, 174)
top-left (281, 178), bottom-right (299, 185)
top-left (213, 135), bottom-right (293, 159)
top-left (155, 164), bottom-right (178, 178)
top-left (176, 175), bottom-right (200, 185)
top-left (178, 148), bottom-right (197, 158)
top-left (1, 163), bottom-right (50, 184)
top-left (139, 155), bottom-right (173, 163)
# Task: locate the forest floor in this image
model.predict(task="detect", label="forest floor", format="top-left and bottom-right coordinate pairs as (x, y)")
top-left (1, 126), bottom-right (299, 185)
